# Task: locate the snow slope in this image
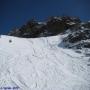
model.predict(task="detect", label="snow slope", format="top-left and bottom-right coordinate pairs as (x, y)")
top-left (0, 35), bottom-right (90, 90)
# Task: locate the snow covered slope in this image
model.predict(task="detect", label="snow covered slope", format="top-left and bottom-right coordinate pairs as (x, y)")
top-left (0, 35), bottom-right (90, 90)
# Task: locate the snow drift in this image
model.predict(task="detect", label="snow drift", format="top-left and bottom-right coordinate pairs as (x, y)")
top-left (0, 35), bottom-right (90, 90)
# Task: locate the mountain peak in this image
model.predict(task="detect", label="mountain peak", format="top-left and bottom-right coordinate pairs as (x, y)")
top-left (8, 16), bottom-right (81, 38)
top-left (8, 16), bottom-right (90, 49)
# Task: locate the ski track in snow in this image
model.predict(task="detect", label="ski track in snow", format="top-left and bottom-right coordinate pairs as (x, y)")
top-left (0, 35), bottom-right (90, 90)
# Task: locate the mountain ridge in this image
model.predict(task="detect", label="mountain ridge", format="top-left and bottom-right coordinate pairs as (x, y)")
top-left (7, 16), bottom-right (90, 49)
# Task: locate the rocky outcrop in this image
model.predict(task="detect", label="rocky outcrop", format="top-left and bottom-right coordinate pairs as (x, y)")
top-left (8, 16), bottom-right (81, 38)
top-left (62, 29), bottom-right (90, 49)
top-left (63, 29), bottom-right (90, 43)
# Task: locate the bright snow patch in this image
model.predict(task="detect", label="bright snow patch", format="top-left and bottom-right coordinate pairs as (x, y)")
top-left (0, 35), bottom-right (90, 90)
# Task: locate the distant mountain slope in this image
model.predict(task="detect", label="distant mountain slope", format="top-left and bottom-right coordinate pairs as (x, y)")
top-left (8, 16), bottom-right (90, 49)
top-left (0, 35), bottom-right (90, 90)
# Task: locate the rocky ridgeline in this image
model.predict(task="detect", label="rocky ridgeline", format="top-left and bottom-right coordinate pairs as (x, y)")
top-left (8, 16), bottom-right (81, 38)
top-left (8, 16), bottom-right (90, 49)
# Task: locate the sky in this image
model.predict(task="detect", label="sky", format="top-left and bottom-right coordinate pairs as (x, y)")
top-left (0, 0), bottom-right (90, 34)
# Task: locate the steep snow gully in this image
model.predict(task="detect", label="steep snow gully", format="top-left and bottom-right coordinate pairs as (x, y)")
top-left (0, 35), bottom-right (90, 90)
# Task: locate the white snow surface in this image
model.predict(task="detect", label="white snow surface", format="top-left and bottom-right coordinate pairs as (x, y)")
top-left (0, 35), bottom-right (90, 90)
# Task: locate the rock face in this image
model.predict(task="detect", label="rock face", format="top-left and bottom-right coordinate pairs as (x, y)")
top-left (8, 16), bottom-right (81, 38)
top-left (62, 29), bottom-right (90, 49)
top-left (64, 29), bottom-right (90, 43)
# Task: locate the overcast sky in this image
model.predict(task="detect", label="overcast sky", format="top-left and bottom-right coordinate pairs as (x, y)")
top-left (0, 0), bottom-right (90, 34)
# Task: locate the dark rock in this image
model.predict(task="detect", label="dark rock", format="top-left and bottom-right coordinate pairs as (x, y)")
top-left (8, 16), bottom-right (81, 38)
top-left (9, 40), bottom-right (12, 43)
top-left (82, 21), bottom-right (90, 29)
top-left (63, 29), bottom-right (90, 49)
top-left (64, 29), bottom-right (90, 43)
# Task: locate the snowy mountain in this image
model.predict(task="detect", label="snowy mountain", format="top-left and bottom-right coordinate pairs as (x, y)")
top-left (0, 16), bottom-right (90, 90)
top-left (0, 34), bottom-right (90, 90)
